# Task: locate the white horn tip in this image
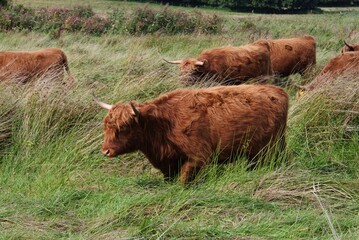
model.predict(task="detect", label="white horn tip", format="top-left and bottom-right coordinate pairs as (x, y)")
top-left (92, 93), bottom-right (113, 110)
top-left (195, 61), bottom-right (205, 66)
top-left (163, 58), bottom-right (182, 64)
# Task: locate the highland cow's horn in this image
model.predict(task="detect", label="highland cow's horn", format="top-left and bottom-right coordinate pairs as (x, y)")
top-left (163, 58), bottom-right (183, 64)
top-left (92, 93), bottom-right (113, 110)
top-left (292, 83), bottom-right (309, 91)
top-left (130, 102), bottom-right (140, 116)
top-left (344, 40), bottom-right (354, 50)
top-left (194, 61), bottom-right (205, 66)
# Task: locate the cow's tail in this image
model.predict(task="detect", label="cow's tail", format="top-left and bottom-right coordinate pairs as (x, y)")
top-left (61, 51), bottom-right (74, 85)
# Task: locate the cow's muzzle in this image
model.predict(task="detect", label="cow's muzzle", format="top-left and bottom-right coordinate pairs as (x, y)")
top-left (102, 149), bottom-right (111, 157)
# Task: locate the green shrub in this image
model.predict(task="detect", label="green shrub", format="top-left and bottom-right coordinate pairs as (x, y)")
top-left (124, 0), bottom-right (319, 12)
top-left (72, 5), bottom-right (94, 18)
top-left (81, 16), bottom-right (112, 35)
top-left (33, 7), bottom-right (68, 31)
top-left (318, 0), bottom-right (359, 6)
top-left (0, 10), bottom-right (12, 30)
top-left (109, 9), bottom-right (125, 33)
top-left (124, 6), bottom-right (222, 35)
top-left (0, 4), bottom-right (223, 35)
top-left (0, 0), bottom-right (11, 8)
top-left (250, 0), bottom-right (317, 10)
top-left (124, 0), bottom-right (359, 10)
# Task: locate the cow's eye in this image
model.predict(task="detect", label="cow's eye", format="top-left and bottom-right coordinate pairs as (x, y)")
top-left (114, 129), bottom-right (120, 138)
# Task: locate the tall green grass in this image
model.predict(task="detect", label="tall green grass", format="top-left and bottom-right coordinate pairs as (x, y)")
top-left (1, 2), bottom-right (359, 239)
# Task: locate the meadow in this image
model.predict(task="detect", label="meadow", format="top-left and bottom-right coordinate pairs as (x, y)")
top-left (0, 1), bottom-right (358, 239)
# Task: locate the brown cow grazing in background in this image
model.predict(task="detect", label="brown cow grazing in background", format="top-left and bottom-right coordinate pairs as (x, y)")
top-left (319, 51), bottom-right (359, 77)
top-left (165, 42), bottom-right (273, 85)
top-left (94, 85), bottom-right (288, 184)
top-left (0, 48), bottom-right (73, 84)
top-left (254, 35), bottom-right (316, 77)
top-left (341, 40), bottom-right (359, 53)
top-left (294, 51), bottom-right (359, 96)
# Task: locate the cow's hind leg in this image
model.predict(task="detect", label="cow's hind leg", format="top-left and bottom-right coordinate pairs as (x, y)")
top-left (179, 159), bottom-right (205, 184)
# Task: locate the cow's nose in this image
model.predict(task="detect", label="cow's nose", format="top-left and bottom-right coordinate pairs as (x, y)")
top-left (102, 149), bottom-right (110, 156)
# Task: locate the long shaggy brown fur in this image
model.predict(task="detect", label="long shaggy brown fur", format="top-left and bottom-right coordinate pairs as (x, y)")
top-left (302, 51), bottom-right (359, 91)
top-left (320, 51), bottom-right (359, 77)
top-left (0, 48), bottom-right (73, 83)
top-left (178, 42), bottom-right (273, 85)
top-left (100, 85), bottom-right (289, 184)
top-left (254, 35), bottom-right (316, 76)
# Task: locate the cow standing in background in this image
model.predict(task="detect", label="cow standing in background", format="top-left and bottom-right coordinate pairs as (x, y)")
top-left (341, 40), bottom-right (359, 53)
top-left (0, 48), bottom-right (73, 84)
top-left (294, 51), bottom-right (359, 95)
top-left (165, 41), bottom-right (273, 85)
top-left (254, 35), bottom-right (316, 77)
top-left (94, 85), bottom-right (288, 184)
top-left (319, 51), bottom-right (359, 77)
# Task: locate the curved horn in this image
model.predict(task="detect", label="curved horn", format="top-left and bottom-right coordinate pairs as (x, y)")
top-left (92, 93), bottom-right (113, 110)
top-left (292, 83), bottom-right (309, 91)
top-left (130, 102), bottom-right (139, 116)
top-left (194, 61), bottom-right (204, 66)
top-left (163, 58), bottom-right (183, 64)
top-left (344, 40), bottom-right (354, 50)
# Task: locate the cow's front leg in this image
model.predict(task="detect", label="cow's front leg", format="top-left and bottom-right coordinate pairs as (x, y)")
top-left (159, 164), bottom-right (179, 182)
top-left (179, 160), bottom-right (205, 184)
top-left (162, 170), bottom-right (177, 182)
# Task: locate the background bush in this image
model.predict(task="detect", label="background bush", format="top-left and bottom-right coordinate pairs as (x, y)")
top-left (318, 0), bottom-right (359, 6)
top-left (124, 6), bottom-right (222, 34)
top-left (0, 0), bottom-right (10, 8)
top-left (0, 4), bottom-right (222, 36)
top-left (123, 0), bottom-right (359, 12)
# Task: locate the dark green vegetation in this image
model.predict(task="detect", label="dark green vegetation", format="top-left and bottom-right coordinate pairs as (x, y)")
top-left (0, 1), bottom-right (358, 239)
top-left (123, 0), bottom-right (359, 12)
top-left (0, 0), bottom-right (10, 8)
top-left (0, 3), bottom-right (221, 36)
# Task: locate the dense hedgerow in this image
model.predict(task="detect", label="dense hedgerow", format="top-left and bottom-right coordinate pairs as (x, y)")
top-left (124, 0), bottom-right (358, 11)
top-left (124, 7), bottom-right (222, 34)
top-left (0, 4), bottom-right (222, 36)
top-left (0, 0), bottom-right (10, 8)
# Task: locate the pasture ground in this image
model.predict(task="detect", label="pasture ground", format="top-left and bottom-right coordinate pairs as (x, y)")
top-left (0, 1), bottom-right (358, 239)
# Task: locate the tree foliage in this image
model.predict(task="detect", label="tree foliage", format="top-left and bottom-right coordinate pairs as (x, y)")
top-left (0, 0), bottom-right (11, 8)
top-left (318, 0), bottom-right (359, 6)
top-left (124, 0), bottom-right (359, 12)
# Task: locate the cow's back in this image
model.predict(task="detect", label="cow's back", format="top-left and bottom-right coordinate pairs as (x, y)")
top-left (295, 52), bottom-right (359, 92)
top-left (320, 51), bottom-right (359, 76)
top-left (257, 36), bottom-right (316, 76)
top-left (0, 48), bottom-right (65, 82)
top-left (0, 51), bottom-right (35, 80)
top-left (158, 85), bottom-right (288, 161)
top-left (197, 44), bottom-right (273, 83)
top-left (205, 85), bottom-right (288, 160)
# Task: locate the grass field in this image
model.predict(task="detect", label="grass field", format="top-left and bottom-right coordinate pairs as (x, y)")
top-left (1, 1), bottom-right (359, 239)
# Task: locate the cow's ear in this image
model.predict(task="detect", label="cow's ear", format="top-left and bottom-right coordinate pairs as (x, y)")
top-left (203, 59), bottom-right (209, 67)
top-left (344, 40), bottom-right (354, 51)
